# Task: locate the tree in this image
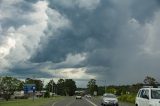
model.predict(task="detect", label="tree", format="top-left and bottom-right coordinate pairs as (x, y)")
top-left (44, 91), bottom-right (50, 98)
top-left (106, 87), bottom-right (116, 94)
top-left (57, 79), bottom-right (65, 96)
top-left (0, 76), bottom-right (23, 101)
top-left (25, 78), bottom-right (43, 91)
top-left (87, 79), bottom-right (98, 95)
top-left (45, 79), bottom-right (56, 93)
top-left (64, 79), bottom-right (77, 96)
top-left (130, 83), bottom-right (143, 93)
top-left (97, 86), bottom-right (105, 95)
top-left (144, 76), bottom-right (158, 87)
top-left (0, 77), bottom-right (3, 97)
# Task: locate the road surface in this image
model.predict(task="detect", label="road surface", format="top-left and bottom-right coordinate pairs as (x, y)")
top-left (52, 96), bottom-right (135, 106)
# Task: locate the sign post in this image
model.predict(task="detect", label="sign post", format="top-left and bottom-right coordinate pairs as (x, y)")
top-left (23, 84), bottom-right (36, 101)
top-left (32, 86), bottom-right (36, 101)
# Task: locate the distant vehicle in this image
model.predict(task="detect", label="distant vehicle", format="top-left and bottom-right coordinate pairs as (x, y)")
top-left (135, 87), bottom-right (160, 106)
top-left (76, 95), bottom-right (82, 99)
top-left (85, 94), bottom-right (91, 98)
top-left (76, 94), bottom-right (82, 99)
top-left (75, 91), bottom-right (82, 99)
top-left (101, 93), bottom-right (118, 106)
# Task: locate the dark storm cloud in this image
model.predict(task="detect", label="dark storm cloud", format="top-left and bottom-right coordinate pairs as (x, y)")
top-left (32, 0), bottom-right (118, 62)
top-left (34, 0), bottom-right (159, 63)
top-left (130, 0), bottom-right (160, 23)
top-left (1, 18), bottom-right (33, 29)
top-left (7, 62), bottom-right (53, 78)
top-left (0, 0), bottom-right (36, 29)
top-left (1, 0), bottom-right (160, 84)
top-left (31, 0), bottom-right (160, 84)
top-left (0, 0), bottom-right (48, 78)
top-left (24, 0), bottom-right (40, 3)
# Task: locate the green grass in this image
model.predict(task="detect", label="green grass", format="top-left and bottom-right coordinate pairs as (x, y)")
top-left (0, 97), bottom-right (63, 106)
top-left (118, 94), bottom-right (136, 103)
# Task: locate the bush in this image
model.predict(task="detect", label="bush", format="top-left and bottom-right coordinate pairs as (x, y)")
top-left (15, 95), bottom-right (28, 99)
top-left (44, 91), bottom-right (50, 98)
top-left (118, 94), bottom-right (136, 103)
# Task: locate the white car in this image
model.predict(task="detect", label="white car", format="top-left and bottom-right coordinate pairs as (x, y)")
top-left (101, 93), bottom-right (118, 106)
top-left (135, 87), bottom-right (160, 106)
top-left (76, 95), bottom-right (82, 99)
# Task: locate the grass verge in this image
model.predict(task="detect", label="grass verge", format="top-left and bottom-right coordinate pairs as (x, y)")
top-left (0, 96), bottom-right (63, 106)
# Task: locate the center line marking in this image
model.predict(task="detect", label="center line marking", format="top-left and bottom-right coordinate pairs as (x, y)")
top-left (84, 98), bottom-right (98, 106)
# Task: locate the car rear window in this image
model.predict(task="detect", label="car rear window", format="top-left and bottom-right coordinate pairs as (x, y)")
top-left (151, 90), bottom-right (160, 99)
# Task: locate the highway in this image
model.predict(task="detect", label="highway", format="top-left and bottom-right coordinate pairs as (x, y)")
top-left (52, 96), bottom-right (135, 106)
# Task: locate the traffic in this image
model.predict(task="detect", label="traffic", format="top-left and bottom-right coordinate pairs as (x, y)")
top-left (53, 86), bottom-right (160, 106)
top-left (1, 76), bottom-right (160, 106)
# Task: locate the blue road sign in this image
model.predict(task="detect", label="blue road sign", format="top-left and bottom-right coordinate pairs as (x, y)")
top-left (24, 84), bottom-right (36, 94)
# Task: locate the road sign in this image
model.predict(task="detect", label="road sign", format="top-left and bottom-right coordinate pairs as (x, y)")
top-left (24, 84), bottom-right (36, 94)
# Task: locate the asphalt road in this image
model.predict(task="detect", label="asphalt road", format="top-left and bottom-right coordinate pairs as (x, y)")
top-left (52, 96), bottom-right (135, 106)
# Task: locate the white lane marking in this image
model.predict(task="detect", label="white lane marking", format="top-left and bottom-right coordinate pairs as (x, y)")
top-left (84, 98), bottom-right (98, 106)
top-left (66, 97), bottom-right (75, 106)
top-left (52, 98), bottom-right (65, 106)
top-left (52, 101), bottom-right (58, 106)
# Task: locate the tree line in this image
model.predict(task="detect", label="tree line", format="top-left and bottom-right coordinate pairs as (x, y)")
top-left (105, 76), bottom-right (160, 95)
top-left (0, 76), bottom-right (77, 100)
top-left (0, 76), bottom-right (159, 101)
top-left (45, 79), bottom-right (76, 96)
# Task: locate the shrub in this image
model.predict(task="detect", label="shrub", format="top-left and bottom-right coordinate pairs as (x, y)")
top-left (44, 91), bottom-right (50, 98)
top-left (118, 94), bottom-right (136, 103)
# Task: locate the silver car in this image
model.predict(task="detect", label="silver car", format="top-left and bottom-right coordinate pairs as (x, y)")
top-left (85, 94), bottom-right (92, 98)
top-left (101, 93), bottom-right (118, 106)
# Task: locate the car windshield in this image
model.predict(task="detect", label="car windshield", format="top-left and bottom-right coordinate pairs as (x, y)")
top-left (103, 94), bottom-right (116, 98)
top-left (151, 90), bottom-right (160, 99)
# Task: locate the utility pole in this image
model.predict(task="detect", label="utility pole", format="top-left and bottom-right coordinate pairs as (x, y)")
top-left (52, 79), bottom-right (54, 94)
top-left (104, 80), bottom-right (107, 93)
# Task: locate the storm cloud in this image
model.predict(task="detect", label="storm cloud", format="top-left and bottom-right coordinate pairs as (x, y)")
top-left (1, 0), bottom-right (160, 85)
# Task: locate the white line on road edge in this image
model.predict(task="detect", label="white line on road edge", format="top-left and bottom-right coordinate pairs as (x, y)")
top-left (52, 98), bottom-right (65, 106)
top-left (84, 98), bottom-right (98, 106)
top-left (52, 101), bottom-right (58, 106)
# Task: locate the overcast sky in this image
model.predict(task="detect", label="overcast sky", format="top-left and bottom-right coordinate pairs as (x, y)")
top-left (0, 0), bottom-right (160, 86)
